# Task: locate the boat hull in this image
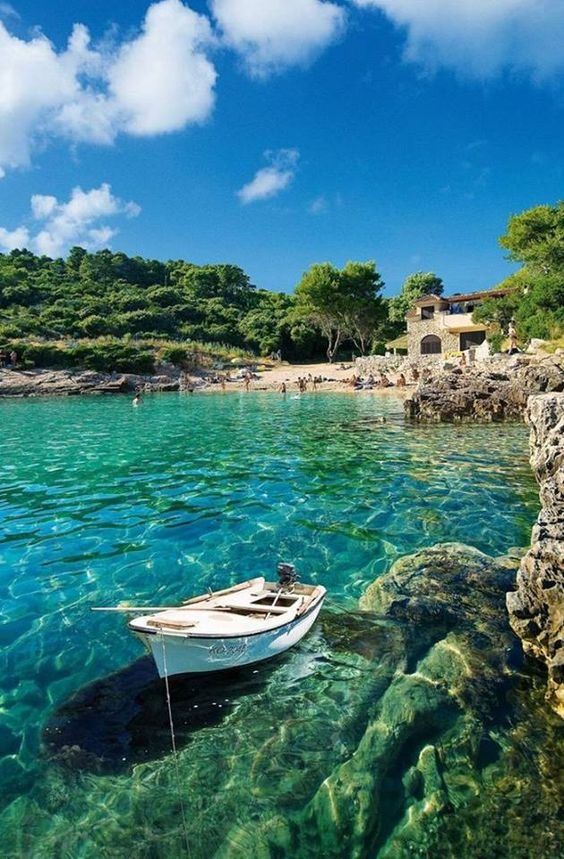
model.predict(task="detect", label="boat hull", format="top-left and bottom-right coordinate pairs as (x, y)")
top-left (135, 598), bottom-right (324, 678)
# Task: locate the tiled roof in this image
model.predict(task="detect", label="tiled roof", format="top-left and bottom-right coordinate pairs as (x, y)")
top-left (446, 288), bottom-right (514, 303)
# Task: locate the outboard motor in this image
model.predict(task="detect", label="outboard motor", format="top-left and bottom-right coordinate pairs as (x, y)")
top-left (277, 562), bottom-right (299, 590)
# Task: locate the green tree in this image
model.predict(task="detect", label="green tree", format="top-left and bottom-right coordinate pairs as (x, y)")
top-left (294, 261), bottom-right (384, 360)
top-left (388, 271), bottom-right (444, 323)
top-left (339, 261), bottom-right (386, 354)
top-left (499, 202), bottom-right (564, 275)
top-left (479, 202), bottom-right (564, 341)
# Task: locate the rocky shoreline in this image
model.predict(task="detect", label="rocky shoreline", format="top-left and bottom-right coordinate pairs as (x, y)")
top-left (0, 364), bottom-right (411, 398)
top-left (0, 367), bottom-right (181, 397)
top-left (507, 393), bottom-right (564, 718)
top-left (404, 353), bottom-right (564, 422)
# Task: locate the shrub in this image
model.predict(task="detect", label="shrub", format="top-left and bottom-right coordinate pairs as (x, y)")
top-left (159, 345), bottom-right (195, 367)
top-left (3, 342), bottom-right (72, 368)
top-left (68, 343), bottom-right (155, 374)
top-left (487, 332), bottom-right (505, 354)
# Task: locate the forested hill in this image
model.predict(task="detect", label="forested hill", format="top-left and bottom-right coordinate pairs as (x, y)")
top-left (2, 200), bottom-right (561, 366)
top-left (0, 247), bottom-right (324, 360)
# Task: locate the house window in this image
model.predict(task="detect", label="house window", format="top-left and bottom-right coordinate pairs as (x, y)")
top-left (420, 334), bottom-right (442, 355)
top-left (460, 331), bottom-right (486, 350)
top-left (421, 306), bottom-right (435, 320)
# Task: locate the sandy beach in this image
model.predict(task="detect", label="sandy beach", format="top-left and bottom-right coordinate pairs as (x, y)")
top-left (202, 361), bottom-right (413, 395)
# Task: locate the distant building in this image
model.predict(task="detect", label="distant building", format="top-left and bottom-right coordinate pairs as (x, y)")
top-left (405, 289), bottom-right (511, 357)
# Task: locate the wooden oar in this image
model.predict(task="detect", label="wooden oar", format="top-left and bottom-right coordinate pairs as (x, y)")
top-left (91, 606), bottom-right (181, 612)
top-left (91, 604), bottom-right (235, 613)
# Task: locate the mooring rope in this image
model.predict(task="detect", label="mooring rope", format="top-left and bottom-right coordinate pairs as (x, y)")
top-left (160, 632), bottom-right (191, 857)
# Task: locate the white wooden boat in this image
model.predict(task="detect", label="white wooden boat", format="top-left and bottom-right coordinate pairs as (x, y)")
top-left (126, 569), bottom-right (326, 678)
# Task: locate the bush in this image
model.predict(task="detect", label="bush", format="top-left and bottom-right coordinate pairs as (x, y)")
top-left (68, 343), bottom-right (155, 374)
top-left (159, 345), bottom-right (195, 367)
top-left (487, 332), bottom-right (505, 354)
top-left (22, 343), bottom-right (74, 368)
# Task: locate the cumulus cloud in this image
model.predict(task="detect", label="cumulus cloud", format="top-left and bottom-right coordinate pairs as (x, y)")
top-left (108, 0), bottom-right (217, 135)
top-left (237, 149), bottom-right (299, 204)
top-left (351, 0), bottom-right (564, 79)
top-left (210, 0), bottom-right (345, 76)
top-left (0, 183), bottom-right (140, 257)
top-left (0, 0), bottom-right (217, 175)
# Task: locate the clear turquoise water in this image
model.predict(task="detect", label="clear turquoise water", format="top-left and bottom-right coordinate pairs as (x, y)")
top-left (0, 392), bottom-right (542, 855)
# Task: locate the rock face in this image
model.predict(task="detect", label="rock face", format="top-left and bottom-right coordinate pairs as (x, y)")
top-left (404, 355), bottom-right (564, 421)
top-left (507, 393), bottom-right (564, 718)
top-left (0, 368), bottom-right (180, 397)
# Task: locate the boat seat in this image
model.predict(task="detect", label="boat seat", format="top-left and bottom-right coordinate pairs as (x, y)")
top-left (147, 618), bottom-right (198, 630)
top-left (219, 603), bottom-right (290, 615)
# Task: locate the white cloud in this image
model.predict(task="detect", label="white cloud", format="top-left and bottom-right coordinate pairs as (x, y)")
top-left (237, 149), bottom-right (299, 203)
top-left (351, 1), bottom-right (564, 79)
top-left (0, 225), bottom-right (30, 250)
top-left (108, 0), bottom-right (217, 135)
top-left (210, 0), bottom-right (345, 76)
top-left (31, 194), bottom-right (58, 219)
top-left (0, 183), bottom-right (140, 257)
top-left (0, 3), bottom-right (19, 20)
top-left (309, 195), bottom-right (328, 214)
top-left (0, 1), bottom-right (217, 175)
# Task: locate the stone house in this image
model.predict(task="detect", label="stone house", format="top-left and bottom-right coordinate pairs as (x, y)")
top-left (405, 289), bottom-right (510, 358)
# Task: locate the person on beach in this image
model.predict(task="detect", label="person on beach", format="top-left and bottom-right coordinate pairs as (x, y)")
top-left (280, 382), bottom-right (287, 394)
top-left (411, 367), bottom-right (419, 383)
top-left (244, 374), bottom-right (250, 392)
top-left (396, 373), bottom-right (406, 387)
top-left (9, 349), bottom-right (17, 367)
top-left (378, 373), bottom-right (392, 387)
top-left (508, 320), bottom-right (519, 354)
top-left (460, 352), bottom-right (467, 367)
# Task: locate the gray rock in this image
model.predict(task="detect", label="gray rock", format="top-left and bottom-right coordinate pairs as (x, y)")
top-left (507, 393), bottom-right (564, 718)
top-left (404, 356), bottom-right (564, 422)
top-left (0, 368), bottom-right (179, 397)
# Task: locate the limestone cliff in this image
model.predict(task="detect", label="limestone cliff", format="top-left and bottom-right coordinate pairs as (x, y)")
top-left (507, 393), bottom-right (564, 718)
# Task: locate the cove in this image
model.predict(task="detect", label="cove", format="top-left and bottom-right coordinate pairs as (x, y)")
top-left (0, 392), bottom-right (549, 856)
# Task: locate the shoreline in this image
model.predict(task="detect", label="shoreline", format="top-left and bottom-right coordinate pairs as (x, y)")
top-left (0, 362), bottom-right (414, 399)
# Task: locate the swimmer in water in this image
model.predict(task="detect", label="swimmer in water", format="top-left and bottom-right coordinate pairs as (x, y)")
top-left (132, 391), bottom-right (142, 407)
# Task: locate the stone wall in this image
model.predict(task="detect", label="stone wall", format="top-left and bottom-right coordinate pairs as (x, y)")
top-left (406, 315), bottom-right (460, 358)
top-left (354, 355), bottom-right (406, 374)
top-left (506, 393), bottom-right (564, 718)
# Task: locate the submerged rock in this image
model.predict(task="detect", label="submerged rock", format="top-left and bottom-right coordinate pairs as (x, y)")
top-left (5, 545), bottom-right (563, 858)
top-left (404, 355), bottom-right (564, 422)
top-left (507, 393), bottom-right (564, 718)
top-left (215, 544), bottom-right (562, 859)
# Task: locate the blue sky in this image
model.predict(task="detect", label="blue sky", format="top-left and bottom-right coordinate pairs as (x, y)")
top-left (0, 1), bottom-right (563, 297)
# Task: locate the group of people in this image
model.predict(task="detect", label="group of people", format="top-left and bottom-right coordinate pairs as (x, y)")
top-left (348, 369), bottom-right (413, 390)
top-left (350, 371), bottom-right (390, 390)
top-left (296, 374), bottom-right (322, 393)
top-left (277, 374), bottom-right (324, 394)
top-left (0, 349), bottom-right (18, 368)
